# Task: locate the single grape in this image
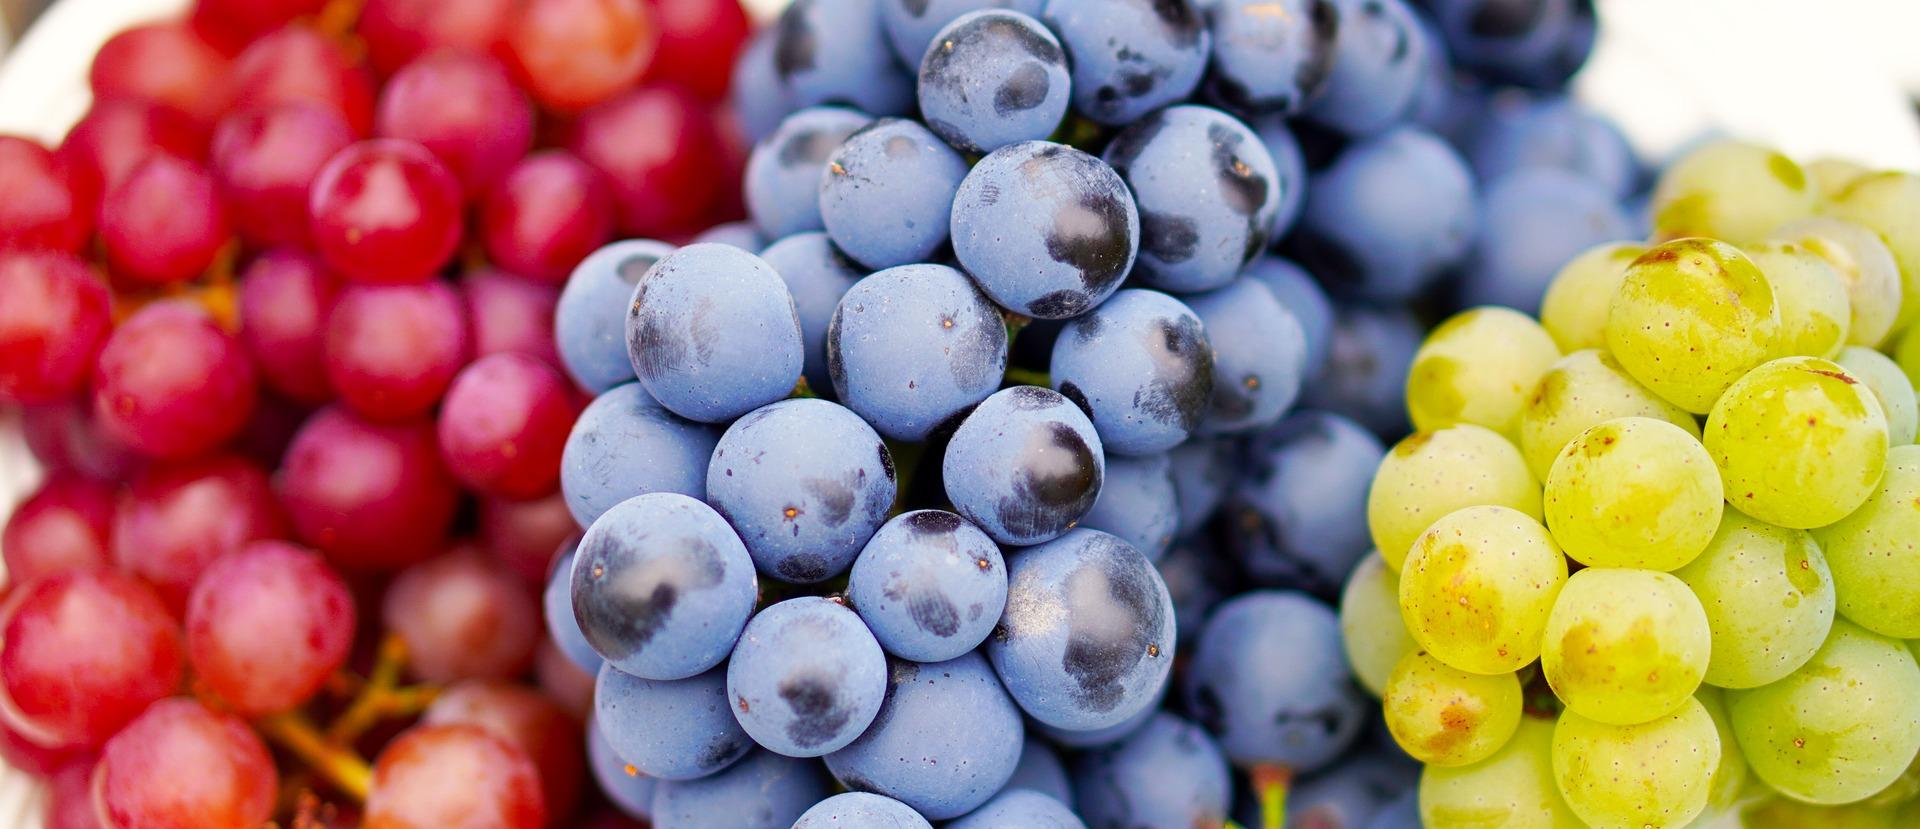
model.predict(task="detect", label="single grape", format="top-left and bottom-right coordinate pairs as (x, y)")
top-left (1228, 411), bottom-right (1385, 591)
top-left (651, 749), bottom-right (828, 829)
top-left (1077, 453), bottom-right (1178, 562)
top-left (915, 10), bottom-right (1069, 155)
top-left (560, 383), bottom-right (720, 527)
top-left (1705, 356), bottom-right (1888, 529)
top-left (950, 141), bottom-right (1138, 319)
top-left (1542, 568), bottom-right (1710, 725)
top-left (819, 118), bottom-right (968, 270)
top-left (437, 353), bottom-right (581, 499)
top-left (767, 0), bottom-right (915, 115)
top-left (357, 0), bottom-right (515, 74)
top-left (825, 653), bottom-right (1024, 818)
top-left (728, 598), bottom-right (887, 757)
top-left (0, 252), bottom-right (110, 405)
top-left (1070, 713), bottom-right (1230, 829)
top-left (1205, 0), bottom-right (1334, 116)
top-left (556, 239), bottom-right (673, 392)
top-left (113, 453), bottom-right (290, 609)
top-left (97, 155), bottom-right (228, 287)
top-left (729, 31), bottom-right (791, 142)
top-left (59, 98), bottom-right (208, 194)
top-left (383, 549), bottom-right (542, 683)
top-left (1423, 0), bottom-right (1593, 88)
top-left (505, 0), bottom-right (658, 112)
top-left (1418, 717), bottom-right (1581, 828)
top-left (1290, 127), bottom-right (1477, 302)
top-left (482, 151), bottom-right (617, 284)
top-left (625, 243), bottom-right (802, 423)
top-left (1181, 590), bottom-right (1365, 771)
top-left (1551, 699), bottom-right (1719, 829)
top-left (944, 386), bottom-right (1103, 544)
top-left (1538, 241), bottom-right (1648, 352)
top-left (222, 24), bottom-right (375, 134)
top-left (1820, 171), bottom-right (1920, 332)
top-left (1383, 650), bottom-right (1522, 766)
top-left (92, 302), bottom-right (257, 460)
top-left (277, 406), bottom-right (459, 570)
top-left (0, 472), bottom-right (112, 584)
top-left (595, 664), bottom-right (749, 780)
top-left (1301, 303), bottom-right (1424, 436)
top-left (94, 698), bottom-right (276, 829)
top-left (464, 269), bottom-right (564, 369)
top-left (1399, 505), bottom-right (1568, 675)
top-left (1837, 346), bottom-right (1918, 446)
top-left (794, 793), bottom-right (932, 829)
top-left (236, 249), bottom-right (339, 403)
top-left (1696, 687), bottom-right (1750, 816)
top-left (210, 102), bottom-right (355, 249)
top-left (0, 136), bottom-right (92, 253)
top-left (1748, 241), bottom-right (1852, 359)
top-left (1814, 445), bottom-right (1920, 637)
top-left (476, 492), bottom-right (575, 584)
top-left (543, 549), bottom-right (601, 671)
top-left (1407, 306), bottom-right (1561, 439)
top-left (847, 510), bottom-right (1007, 662)
top-left (744, 107), bottom-right (870, 240)
top-left (0, 569), bottom-right (182, 749)
top-left (759, 232), bottom-right (862, 398)
top-left (1043, 0), bottom-right (1206, 125)
top-left (310, 140), bottom-right (464, 285)
top-left (375, 52), bottom-right (534, 197)
top-left (1005, 735), bottom-right (1074, 806)
top-left (1244, 256), bottom-right (1333, 375)
top-left (1339, 551), bottom-right (1417, 698)
top-left (324, 280), bottom-right (471, 421)
top-left (1185, 276), bottom-right (1309, 435)
top-left (1367, 424), bottom-right (1542, 571)
top-left (1607, 237), bottom-right (1782, 414)
top-left (185, 540), bottom-right (353, 716)
top-left (1050, 289), bottom-right (1213, 455)
top-left (827, 262), bottom-right (1007, 440)
top-left (642, 0), bottom-right (750, 99)
top-left (1457, 167), bottom-right (1633, 315)
top-left (588, 720), bottom-right (656, 819)
top-left (366, 724), bottom-right (546, 829)
top-left (422, 681), bottom-right (586, 821)
top-left (568, 85), bottom-right (728, 237)
top-left (1518, 349), bottom-right (1701, 480)
top-left (1544, 417), bottom-right (1721, 571)
top-left (1650, 139), bottom-right (1814, 244)
top-left (1102, 106), bottom-right (1279, 292)
top-left (1772, 216), bottom-right (1904, 349)
top-left (1673, 510), bottom-right (1835, 688)
top-left (1304, 0), bottom-right (1428, 136)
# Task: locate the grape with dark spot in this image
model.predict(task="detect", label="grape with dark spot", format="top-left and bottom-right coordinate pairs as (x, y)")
top-left (950, 141), bottom-right (1139, 320)
top-left (1050, 288), bottom-right (1213, 454)
top-left (944, 385), bottom-right (1106, 545)
top-left (847, 509), bottom-right (1007, 661)
top-left (916, 10), bottom-right (1070, 154)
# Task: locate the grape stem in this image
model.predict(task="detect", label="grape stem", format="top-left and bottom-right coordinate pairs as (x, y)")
top-left (1251, 764), bottom-right (1293, 829)
top-left (258, 712), bottom-right (372, 802)
top-left (327, 634), bottom-right (440, 745)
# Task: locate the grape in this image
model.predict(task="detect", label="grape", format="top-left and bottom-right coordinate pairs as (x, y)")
top-left (0, 472), bottom-right (113, 584)
top-left (366, 724), bottom-right (546, 829)
top-left (794, 793), bottom-right (932, 828)
top-left (1006, 735), bottom-right (1074, 805)
top-left (1695, 687), bottom-right (1750, 817)
top-left (1102, 106), bottom-right (1279, 293)
top-left (947, 789), bottom-right (1087, 829)
top-left (944, 387), bottom-right (1104, 546)
top-left (1813, 445), bottom-right (1920, 637)
top-left (464, 269), bottom-right (564, 369)
top-left (1042, 0), bottom-right (1207, 125)
top-left (0, 136), bottom-right (92, 254)
top-left (1383, 651), bottom-right (1522, 767)
top-left (757, 233), bottom-right (858, 396)
top-left (560, 383), bottom-right (720, 527)
top-left (422, 682), bottom-right (586, 821)
top-left (185, 541), bottom-right (352, 715)
top-left (1426, 0), bottom-right (1593, 88)
top-left (1459, 168), bottom-right (1634, 316)
top-left (59, 99), bottom-right (208, 194)
top-left (594, 664), bottom-right (749, 780)
top-left (1518, 350), bottom-right (1700, 481)
top-left (0, 569), bottom-right (182, 749)
top-left (1550, 699), bottom-right (1719, 829)
top-left (1400, 505), bottom-right (1567, 675)
top-left (1704, 356), bottom-right (1889, 529)
top-left (236, 249), bottom-right (339, 403)
top-left (1186, 277), bottom-right (1310, 435)
top-left (98, 156), bottom-right (228, 288)
top-left (277, 406), bottom-right (459, 570)
top-left (847, 510), bottom-right (1008, 662)
top-left (1167, 437), bottom-right (1234, 533)
top-left (819, 117), bottom-right (969, 270)
top-left (625, 243), bottom-right (803, 423)
top-left (1823, 172), bottom-right (1920, 332)
top-left (571, 493), bottom-right (757, 680)
top-left (744, 107), bottom-right (871, 240)
top-left (1466, 96), bottom-right (1638, 200)
top-left (827, 262), bottom-right (1008, 440)
top-left (20, 398), bottom-right (142, 481)
top-left (1728, 619), bottom-right (1920, 804)
top-left (1419, 717), bottom-right (1580, 828)
top-left (192, 0), bottom-right (326, 50)
top-left (92, 302), bottom-right (257, 460)
top-left (358, 0), bottom-right (515, 75)
top-left (42, 758), bottom-right (97, 829)
top-left (1340, 551), bottom-right (1417, 698)
top-left (383, 549), bottom-right (542, 683)
top-left (1543, 417), bottom-right (1721, 571)
top-left (1748, 241), bottom-right (1852, 359)
top-left (588, 721), bottom-right (656, 819)
top-left (325, 280), bottom-right (472, 421)
top-left (1538, 241), bottom-right (1648, 352)
top-left (1649, 139), bottom-right (1814, 244)
top-left (1673, 511), bottom-right (1835, 688)
top-left (1302, 303), bottom-right (1423, 436)
top-left (951, 142), bottom-right (1139, 319)
top-left (1078, 453), bottom-right (1178, 562)
top-left (1244, 256), bottom-right (1333, 375)
top-left (1228, 411), bottom-right (1385, 591)
top-left (375, 52), bottom-right (534, 197)
top-left (824, 652), bottom-right (1024, 818)
top-left (95, 698), bottom-right (277, 829)
top-left (728, 597), bottom-right (888, 757)
top-left (915, 10), bottom-right (1069, 156)
top-left (1070, 713), bottom-right (1230, 829)
top-left (1807, 158), bottom-right (1870, 203)
top-left (767, 0), bottom-right (915, 116)
top-left (437, 353), bottom-right (580, 499)
top-left (1607, 238), bottom-right (1782, 414)
top-left (1542, 568), bottom-right (1710, 725)
top-left (1771, 217), bottom-right (1904, 349)
top-left (570, 86), bottom-right (729, 237)
top-left (210, 102), bottom-right (355, 249)
top-left (1182, 590), bottom-right (1365, 771)
top-left (482, 151), bottom-right (617, 284)
top-left (1049, 289), bottom-right (1213, 455)
top-left (1367, 424), bottom-right (1542, 571)
top-left (1291, 127), bottom-right (1477, 302)
top-left (1837, 346), bottom-right (1918, 446)
top-left (556, 239), bottom-right (673, 393)
top-left (1407, 306), bottom-right (1561, 439)
top-left (543, 549), bottom-right (601, 671)
top-left (642, 0), bottom-right (750, 99)
top-left (1304, 0), bottom-right (1427, 136)
top-left (505, 0), bottom-right (658, 112)
top-left (1204, 0), bottom-right (1334, 116)
top-left (310, 139), bottom-right (464, 285)
top-left (0, 252), bottom-right (110, 405)
top-left (1032, 685), bottom-right (1163, 749)
top-left (223, 25), bottom-right (376, 135)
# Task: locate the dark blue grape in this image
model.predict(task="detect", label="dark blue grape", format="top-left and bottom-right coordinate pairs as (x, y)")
top-left (1077, 453), bottom-right (1178, 562)
top-left (1457, 166), bottom-right (1631, 314)
top-left (1179, 590), bottom-right (1366, 771)
top-left (543, 547), bottom-right (602, 671)
top-left (691, 221), bottom-right (768, 251)
top-left (1426, 0), bottom-right (1594, 89)
top-left (1184, 277), bottom-right (1308, 435)
top-left (556, 239), bottom-right (673, 393)
top-left (915, 10), bottom-right (1070, 155)
top-left (1291, 126), bottom-right (1477, 302)
top-left (1251, 116), bottom-right (1309, 240)
top-left (769, 0), bottom-right (916, 115)
top-left (819, 118), bottom-right (970, 269)
top-left (746, 107), bottom-right (873, 241)
top-left (625, 243), bottom-right (804, 423)
top-left (1167, 436), bottom-right (1234, 534)
top-left (728, 597), bottom-right (889, 757)
top-left (1050, 289), bottom-right (1212, 455)
top-left (595, 663), bottom-right (752, 780)
top-left (1002, 735), bottom-right (1073, 806)
top-left (828, 263), bottom-right (1008, 441)
top-left (1205, 0), bottom-right (1338, 115)
top-left (793, 792), bottom-right (934, 829)
top-left (943, 386), bottom-right (1105, 546)
top-left (649, 749), bottom-right (830, 829)
top-left (560, 382), bottom-right (721, 528)
top-left (589, 718), bottom-right (657, 820)
top-left (1304, 0), bottom-right (1431, 136)
top-left (1041, 0), bottom-right (1210, 126)
top-left (824, 653), bottom-right (1025, 819)
top-left (880, 0), bottom-right (1044, 66)
top-left (950, 141), bottom-right (1138, 320)
top-left (945, 789), bottom-right (1087, 829)
top-left (847, 510), bottom-right (1008, 662)
top-left (1284, 751), bottom-right (1421, 829)
top-left (1245, 256), bottom-right (1335, 378)
top-left (572, 493), bottom-right (758, 681)
top-left (760, 232), bottom-right (865, 398)
top-left (1102, 106), bottom-right (1279, 292)
top-left (1466, 94), bottom-right (1637, 199)
top-left (1227, 411), bottom-right (1383, 594)
top-left (1300, 302), bottom-right (1420, 437)
top-left (1070, 713), bottom-right (1231, 829)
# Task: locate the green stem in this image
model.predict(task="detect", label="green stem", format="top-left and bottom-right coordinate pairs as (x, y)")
top-left (1252, 764), bottom-right (1293, 829)
top-left (1003, 367), bottom-right (1051, 388)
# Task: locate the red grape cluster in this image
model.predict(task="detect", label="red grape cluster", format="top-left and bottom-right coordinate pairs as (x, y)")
top-left (0, 0), bottom-right (749, 826)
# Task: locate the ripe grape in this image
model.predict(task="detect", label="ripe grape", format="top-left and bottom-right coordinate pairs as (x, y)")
top-left (461, 269), bottom-right (563, 369)
top-left (112, 453), bottom-right (288, 609)
top-left (1227, 411), bottom-right (1385, 591)
top-left (97, 155), bottom-right (229, 286)
top-left (766, 0), bottom-right (913, 116)
top-left (209, 103), bottom-right (355, 248)
top-left (324, 280), bottom-right (472, 420)
top-left (1837, 346), bottom-right (1919, 445)
top-left (1339, 551), bottom-right (1417, 698)
top-left (1419, 717), bottom-right (1579, 828)
top-left (90, 21), bottom-right (230, 125)
top-left (94, 698), bottom-right (277, 829)
top-left (760, 232), bottom-right (861, 398)
top-left (1823, 171), bottom-right (1920, 332)
top-left (92, 302), bottom-right (257, 460)
top-left (1181, 590), bottom-right (1364, 771)
top-left (1049, 290), bottom-right (1213, 456)
top-left (568, 85), bottom-right (725, 237)
top-left (437, 353), bottom-right (580, 500)
top-left (625, 244), bottom-right (802, 423)
top-left (595, 664), bottom-right (748, 780)
top-left (276, 406), bottom-right (459, 570)
top-left (1069, 713), bottom-right (1230, 829)
top-left (794, 793), bottom-right (932, 829)
top-left (945, 387), bottom-right (1105, 546)
top-left (1466, 96), bottom-right (1638, 200)
top-left (1772, 216), bottom-right (1904, 349)
top-left (1291, 127), bottom-right (1477, 303)
top-left (191, 0), bottom-right (327, 51)
top-left (1367, 424), bottom-right (1542, 571)
top-left (1304, 0), bottom-right (1429, 136)
top-left (1008, 736), bottom-right (1074, 805)
top-left (0, 136), bottom-right (93, 253)
top-left (1519, 349), bottom-right (1700, 480)
top-left (186, 541), bottom-right (355, 715)
top-left (1674, 511), bottom-right (1836, 688)
top-left (309, 140), bottom-right (465, 285)
top-left (1399, 505), bottom-right (1567, 675)
top-left (947, 790), bottom-right (1084, 829)
top-left (365, 724), bottom-right (546, 829)
top-left (375, 53), bottom-right (533, 200)
top-left (59, 99), bottom-right (208, 194)
top-left (823, 653), bottom-right (1023, 819)
top-left (728, 598), bottom-right (888, 757)
top-left (1704, 356), bottom-right (1889, 529)
top-left (0, 472), bottom-right (113, 583)
top-left (507, 0), bottom-right (659, 113)
top-left (1650, 139), bottom-right (1814, 244)
top-left (1101, 106), bottom-right (1278, 293)
top-left (0, 569), bottom-right (182, 749)
top-left (1542, 568), bottom-right (1710, 725)
top-left (422, 681), bottom-right (586, 821)
top-left (819, 117), bottom-right (969, 270)
top-left (1538, 241), bottom-right (1647, 352)
top-left (357, 0), bottom-right (516, 75)
top-left (826, 263), bottom-right (1009, 442)
top-left (743, 108), bottom-right (868, 241)
top-left (1185, 276), bottom-right (1309, 435)
top-left (1813, 445), bottom-right (1920, 637)
top-left (642, 0), bottom-right (750, 99)
top-left (556, 239), bottom-right (672, 393)
top-left (1550, 699), bottom-right (1719, 829)
top-left (949, 141), bottom-right (1138, 319)
top-left (1747, 241), bottom-right (1852, 359)
top-left (846, 510), bottom-right (1008, 663)
top-left (223, 25), bottom-right (376, 134)
top-left (481, 151), bottom-right (616, 284)
top-left (1202, 0), bottom-right (1327, 115)
top-left (1407, 306), bottom-right (1560, 439)
top-left (558, 383), bottom-right (719, 527)
top-left (1606, 237), bottom-right (1781, 414)
top-left (587, 720), bottom-right (656, 819)
top-left (383, 549), bottom-right (542, 683)
top-left (1543, 417), bottom-right (1721, 571)
top-left (1245, 256), bottom-right (1332, 373)
top-left (1383, 651), bottom-right (1522, 767)
top-left (652, 749), bottom-right (827, 829)
top-left (915, 11), bottom-right (1070, 156)
top-left (0, 252), bottom-right (111, 405)
top-left (236, 249), bottom-right (340, 403)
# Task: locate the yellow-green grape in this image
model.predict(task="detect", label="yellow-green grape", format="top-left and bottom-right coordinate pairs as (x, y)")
top-left (1543, 417), bottom-right (1722, 571)
top-left (1824, 171), bottom-right (1920, 332)
top-left (1539, 242), bottom-right (1648, 352)
top-left (1704, 356), bottom-right (1889, 529)
top-left (1649, 139), bottom-right (1815, 244)
top-left (1406, 307), bottom-right (1561, 440)
top-left (1745, 798), bottom-right (1899, 829)
top-left (1383, 650), bottom-right (1523, 767)
top-left (1420, 716), bottom-right (1584, 829)
top-left (1606, 238), bottom-right (1782, 414)
top-left (1399, 505), bottom-right (1567, 675)
top-left (1518, 349), bottom-right (1700, 480)
top-left (1541, 568), bottom-right (1711, 725)
top-left (1672, 510), bottom-right (1835, 689)
top-left (1771, 216), bottom-right (1904, 348)
top-left (1812, 445), bottom-right (1920, 638)
top-left (1368, 425), bottom-right (1542, 572)
top-left (1339, 550), bottom-right (1417, 697)
top-left (1746, 241), bottom-right (1851, 359)
top-left (1837, 346), bottom-right (1918, 445)
top-left (1695, 687), bottom-right (1750, 816)
top-left (1727, 619), bottom-right (1920, 804)
top-left (1806, 157), bottom-right (1871, 205)
top-left (1550, 698), bottom-right (1721, 829)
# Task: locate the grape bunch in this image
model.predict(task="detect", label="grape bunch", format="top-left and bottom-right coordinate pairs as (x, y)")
top-left (1349, 137), bottom-right (1920, 828)
top-left (0, 0), bottom-right (752, 826)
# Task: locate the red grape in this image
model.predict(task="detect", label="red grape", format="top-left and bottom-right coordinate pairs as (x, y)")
top-left (186, 540), bottom-right (355, 715)
top-left (223, 25), bottom-right (376, 134)
top-left (477, 493), bottom-right (575, 585)
top-left (358, 0), bottom-right (516, 76)
top-left (422, 681), bottom-right (585, 822)
top-left (0, 252), bottom-right (111, 404)
top-left (1, 472), bottom-right (114, 585)
top-left (0, 722), bottom-right (81, 780)
top-left (479, 151), bottom-right (615, 284)
top-left (643, 0), bottom-right (750, 100)
top-left (89, 22), bottom-right (231, 126)
top-left (59, 99), bottom-right (207, 195)
top-left (20, 399), bottom-right (143, 481)
top-left (98, 155), bottom-right (231, 287)
top-left (376, 53), bottom-right (533, 197)
top-left (534, 640), bottom-right (595, 720)
top-left (112, 454), bottom-right (288, 611)
top-left (210, 102), bottom-right (356, 248)
top-left (309, 140), bottom-right (464, 285)
top-left (364, 724), bottom-right (545, 829)
top-left (463, 269), bottom-right (563, 368)
top-left (382, 549), bottom-right (541, 683)
top-left (237, 249), bottom-right (340, 403)
top-left (45, 758), bottom-right (101, 829)
top-left (91, 302), bottom-right (257, 460)
top-left (0, 569), bottom-right (182, 749)
top-left (0, 136), bottom-right (93, 253)
top-left (437, 353), bottom-right (578, 499)
top-left (191, 0), bottom-right (329, 52)
top-left (324, 280), bottom-right (470, 420)
top-left (276, 406), bottom-right (458, 571)
top-left (507, 0), bottom-right (659, 113)
top-left (568, 85), bottom-right (724, 237)
top-left (93, 697), bottom-right (277, 829)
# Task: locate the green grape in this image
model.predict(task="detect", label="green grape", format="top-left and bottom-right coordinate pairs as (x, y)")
top-left (1672, 510), bottom-right (1835, 688)
top-left (1543, 417), bottom-right (1722, 571)
top-left (1383, 650), bottom-right (1523, 767)
top-left (1649, 139), bottom-right (1815, 245)
top-left (1518, 349), bottom-right (1700, 481)
top-left (1539, 242), bottom-right (1649, 352)
top-left (1746, 241), bottom-right (1851, 359)
top-left (1420, 716), bottom-right (1584, 829)
top-left (1812, 445), bottom-right (1920, 637)
top-left (1407, 307), bottom-right (1562, 440)
top-left (1606, 238), bottom-right (1782, 414)
top-left (1695, 687), bottom-right (1750, 817)
top-left (1771, 217), bottom-right (1903, 348)
top-left (1339, 550), bottom-right (1417, 697)
top-left (1727, 618), bottom-right (1920, 804)
top-left (1368, 425), bottom-right (1542, 572)
top-left (1837, 346), bottom-right (1918, 445)
top-left (1824, 171), bottom-right (1920, 332)
top-left (1541, 568), bottom-right (1711, 725)
top-left (1744, 798), bottom-right (1899, 829)
top-left (1399, 505), bottom-right (1567, 675)
top-left (1704, 356), bottom-right (1889, 529)
top-left (1551, 698), bottom-right (1721, 829)
top-left (1807, 157), bottom-right (1871, 205)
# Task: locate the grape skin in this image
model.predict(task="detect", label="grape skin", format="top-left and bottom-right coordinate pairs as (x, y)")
top-left (1649, 139), bottom-right (1814, 245)
top-left (1538, 241), bottom-right (1646, 352)
top-left (1606, 238), bottom-right (1781, 414)
top-left (1541, 568), bottom-right (1710, 725)
top-left (1339, 551), bottom-right (1417, 698)
top-left (1405, 306), bottom-right (1561, 440)
top-left (1771, 217), bottom-right (1905, 350)
top-left (1550, 698), bottom-right (1720, 829)
top-left (1518, 349), bottom-right (1700, 481)
top-left (1543, 417), bottom-right (1721, 571)
top-left (1837, 346), bottom-right (1919, 446)
top-left (1419, 716), bottom-right (1581, 828)
top-left (1747, 241), bottom-right (1851, 360)
top-left (1368, 425), bottom-right (1542, 572)
top-left (1812, 445), bottom-right (1920, 638)
top-left (1673, 511), bottom-right (1835, 689)
top-left (1383, 650), bottom-right (1521, 767)
top-left (1398, 505), bottom-right (1568, 675)
top-left (1704, 356), bottom-right (1889, 530)
top-left (1695, 687), bottom-right (1750, 817)
top-left (1823, 171), bottom-right (1920, 332)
